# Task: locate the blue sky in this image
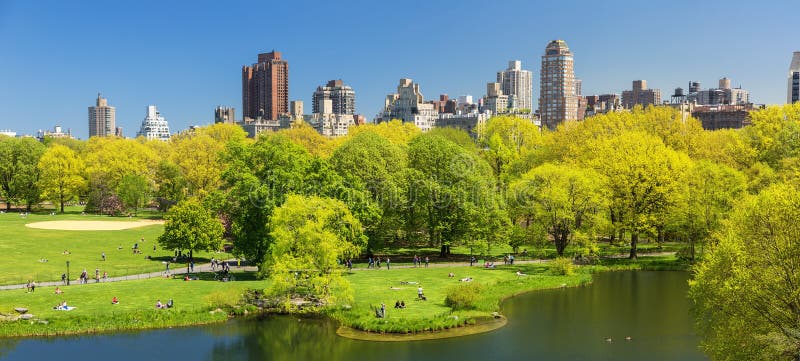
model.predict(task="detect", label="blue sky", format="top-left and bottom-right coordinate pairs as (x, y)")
top-left (0, 0), bottom-right (797, 139)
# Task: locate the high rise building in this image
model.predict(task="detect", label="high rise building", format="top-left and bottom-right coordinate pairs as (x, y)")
top-left (88, 94), bottom-right (116, 137)
top-left (376, 78), bottom-right (438, 131)
top-left (539, 40), bottom-right (578, 130)
top-left (483, 82), bottom-right (508, 115)
top-left (136, 105), bottom-right (171, 141)
top-left (312, 79), bottom-right (355, 115)
top-left (214, 106), bottom-right (236, 124)
top-left (290, 100), bottom-right (304, 119)
top-left (621, 80), bottom-right (662, 108)
top-left (497, 60), bottom-right (533, 112)
top-left (789, 52), bottom-right (800, 104)
top-left (242, 51), bottom-right (289, 121)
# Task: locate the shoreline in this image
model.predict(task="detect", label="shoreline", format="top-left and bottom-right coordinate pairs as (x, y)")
top-left (0, 258), bottom-right (688, 340)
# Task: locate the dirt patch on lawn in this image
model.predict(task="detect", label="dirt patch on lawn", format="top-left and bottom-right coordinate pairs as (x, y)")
top-left (25, 220), bottom-right (164, 231)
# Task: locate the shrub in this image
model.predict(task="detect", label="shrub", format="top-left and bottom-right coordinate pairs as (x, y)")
top-left (444, 283), bottom-right (485, 310)
top-left (203, 291), bottom-right (241, 310)
top-left (675, 246), bottom-right (696, 261)
top-left (550, 257), bottom-right (575, 276)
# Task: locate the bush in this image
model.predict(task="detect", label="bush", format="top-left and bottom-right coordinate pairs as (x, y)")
top-left (203, 291), bottom-right (241, 310)
top-left (550, 257), bottom-right (575, 276)
top-left (675, 246), bottom-right (695, 261)
top-left (444, 283), bottom-right (485, 310)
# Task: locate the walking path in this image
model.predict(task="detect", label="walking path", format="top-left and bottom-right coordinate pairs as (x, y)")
top-left (0, 261), bottom-right (258, 291)
top-left (0, 252), bottom-right (676, 291)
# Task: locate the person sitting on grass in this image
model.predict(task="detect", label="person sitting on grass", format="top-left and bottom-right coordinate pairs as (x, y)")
top-left (460, 277), bottom-right (473, 282)
top-left (448, 272), bottom-right (455, 278)
top-left (156, 299), bottom-right (164, 309)
top-left (112, 297), bottom-right (118, 304)
top-left (417, 286), bottom-right (426, 301)
top-left (395, 300), bottom-right (402, 309)
top-left (54, 287), bottom-right (63, 294)
top-left (516, 270), bottom-right (527, 276)
top-left (400, 301), bottom-right (405, 308)
top-left (167, 299), bottom-right (173, 309)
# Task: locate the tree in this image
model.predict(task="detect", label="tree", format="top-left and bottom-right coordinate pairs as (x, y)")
top-left (117, 174), bottom-right (150, 215)
top-left (477, 115), bottom-right (541, 188)
top-left (265, 195), bottom-right (365, 307)
top-left (276, 120), bottom-right (337, 158)
top-left (330, 131), bottom-right (407, 251)
top-left (678, 161), bottom-right (746, 260)
top-left (586, 131), bottom-right (690, 258)
top-left (509, 163), bottom-right (607, 256)
top-left (37, 145), bottom-right (85, 213)
top-left (690, 183), bottom-right (800, 361)
top-left (347, 119), bottom-right (421, 147)
top-left (223, 135), bottom-right (372, 270)
top-left (407, 133), bottom-right (497, 256)
top-left (0, 137), bottom-right (46, 210)
top-left (158, 198), bottom-right (224, 274)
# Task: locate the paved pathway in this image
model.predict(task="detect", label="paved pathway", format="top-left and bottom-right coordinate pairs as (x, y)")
top-left (0, 252), bottom-right (675, 291)
top-left (0, 261), bottom-right (258, 291)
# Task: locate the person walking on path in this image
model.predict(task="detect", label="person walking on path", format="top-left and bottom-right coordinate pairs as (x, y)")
top-left (386, 257), bottom-right (391, 270)
top-left (376, 257), bottom-right (381, 269)
top-left (61, 273), bottom-right (67, 285)
top-left (424, 256), bottom-right (429, 268)
top-left (190, 261), bottom-right (194, 273)
top-left (95, 268), bottom-right (100, 283)
top-left (30, 280), bottom-right (36, 292)
top-left (470, 256), bottom-right (476, 266)
top-left (165, 261), bottom-right (170, 273)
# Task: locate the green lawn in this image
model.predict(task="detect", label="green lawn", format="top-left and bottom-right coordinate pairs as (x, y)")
top-left (0, 271), bottom-right (266, 336)
top-left (334, 263), bottom-right (592, 333)
top-left (0, 207), bottom-right (230, 285)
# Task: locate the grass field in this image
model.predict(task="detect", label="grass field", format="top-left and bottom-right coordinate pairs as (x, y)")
top-left (0, 271), bottom-right (266, 336)
top-left (0, 207), bottom-right (230, 285)
top-left (333, 263), bottom-right (591, 333)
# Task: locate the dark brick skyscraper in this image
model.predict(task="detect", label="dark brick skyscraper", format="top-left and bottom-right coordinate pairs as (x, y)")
top-left (242, 51), bottom-right (289, 120)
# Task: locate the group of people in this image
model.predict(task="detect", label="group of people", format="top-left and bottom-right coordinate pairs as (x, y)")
top-left (503, 254), bottom-right (516, 265)
top-left (412, 255), bottom-right (429, 268)
top-left (155, 299), bottom-right (173, 309)
top-left (53, 300), bottom-right (72, 311)
top-left (25, 280), bottom-right (36, 292)
top-left (210, 258), bottom-right (229, 272)
top-left (367, 256), bottom-right (390, 269)
top-left (394, 300), bottom-right (406, 309)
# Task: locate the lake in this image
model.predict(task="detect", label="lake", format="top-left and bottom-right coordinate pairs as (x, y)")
top-left (0, 271), bottom-right (706, 361)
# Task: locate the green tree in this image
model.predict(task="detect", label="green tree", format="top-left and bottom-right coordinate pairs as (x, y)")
top-left (330, 131), bottom-right (407, 251)
top-left (509, 163), bottom-right (607, 256)
top-left (37, 145), bottom-right (85, 213)
top-left (223, 135), bottom-right (372, 270)
top-left (690, 183), bottom-right (800, 361)
top-left (407, 133), bottom-right (498, 256)
top-left (158, 198), bottom-right (224, 273)
top-left (265, 195), bottom-right (365, 307)
top-left (678, 161), bottom-right (746, 260)
top-left (116, 174), bottom-right (150, 215)
top-left (0, 137), bottom-right (46, 210)
top-left (587, 131), bottom-right (690, 258)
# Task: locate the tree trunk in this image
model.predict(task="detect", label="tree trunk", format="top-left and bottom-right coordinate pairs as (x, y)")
top-left (657, 225), bottom-right (665, 247)
top-left (629, 233), bottom-right (639, 259)
top-left (60, 192), bottom-right (65, 213)
top-left (439, 244), bottom-right (450, 258)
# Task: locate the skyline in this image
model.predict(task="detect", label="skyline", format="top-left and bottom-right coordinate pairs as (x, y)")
top-left (0, 0), bottom-right (798, 138)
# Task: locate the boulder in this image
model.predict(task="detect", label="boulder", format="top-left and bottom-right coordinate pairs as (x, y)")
top-left (14, 308), bottom-right (28, 314)
top-left (19, 314), bottom-right (34, 320)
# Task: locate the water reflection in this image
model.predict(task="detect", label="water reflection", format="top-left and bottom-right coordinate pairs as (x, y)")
top-left (0, 271), bottom-right (706, 361)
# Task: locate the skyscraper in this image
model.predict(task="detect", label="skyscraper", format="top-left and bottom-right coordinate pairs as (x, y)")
top-left (539, 40), bottom-right (578, 130)
top-left (312, 79), bottom-right (356, 115)
top-left (789, 52), bottom-right (800, 104)
top-left (214, 106), bottom-right (235, 124)
top-left (242, 51), bottom-right (289, 121)
top-left (136, 105), bottom-right (171, 141)
top-left (497, 60), bottom-right (533, 112)
top-left (88, 94), bottom-right (116, 137)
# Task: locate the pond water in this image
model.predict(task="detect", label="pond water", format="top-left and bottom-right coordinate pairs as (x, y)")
top-left (0, 271), bottom-right (706, 361)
